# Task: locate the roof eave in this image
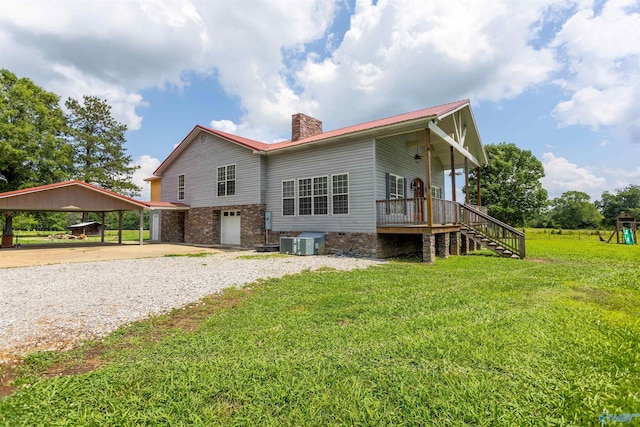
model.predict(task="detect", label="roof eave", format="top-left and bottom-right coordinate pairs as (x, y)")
top-left (266, 115), bottom-right (439, 154)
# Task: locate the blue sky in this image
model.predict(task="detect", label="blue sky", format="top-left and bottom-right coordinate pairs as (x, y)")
top-left (1, 0), bottom-right (639, 201)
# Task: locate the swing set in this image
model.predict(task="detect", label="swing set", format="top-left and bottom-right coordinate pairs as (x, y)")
top-left (604, 212), bottom-right (637, 245)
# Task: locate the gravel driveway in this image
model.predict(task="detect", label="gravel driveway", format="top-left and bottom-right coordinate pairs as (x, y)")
top-left (0, 252), bottom-right (382, 364)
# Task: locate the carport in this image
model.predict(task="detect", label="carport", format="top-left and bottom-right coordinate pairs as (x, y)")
top-left (0, 180), bottom-right (149, 247)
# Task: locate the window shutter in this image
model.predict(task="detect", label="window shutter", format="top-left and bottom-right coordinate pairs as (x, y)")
top-left (403, 177), bottom-right (408, 211)
top-left (384, 172), bottom-right (390, 214)
top-left (385, 172), bottom-right (390, 199)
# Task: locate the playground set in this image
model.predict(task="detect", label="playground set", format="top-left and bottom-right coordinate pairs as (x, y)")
top-left (604, 212), bottom-right (637, 245)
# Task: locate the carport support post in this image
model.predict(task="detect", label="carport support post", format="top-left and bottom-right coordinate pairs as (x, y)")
top-left (100, 212), bottom-right (105, 243)
top-left (139, 209), bottom-right (144, 245)
top-left (118, 211), bottom-right (123, 244)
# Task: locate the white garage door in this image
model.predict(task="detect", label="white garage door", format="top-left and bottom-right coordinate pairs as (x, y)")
top-left (221, 210), bottom-right (241, 245)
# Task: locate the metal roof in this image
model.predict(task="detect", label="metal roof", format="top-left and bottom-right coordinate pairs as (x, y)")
top-left (152, 99), bottom-right (473, 176)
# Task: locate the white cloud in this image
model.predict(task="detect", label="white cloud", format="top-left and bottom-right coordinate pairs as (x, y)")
top-left (541, 152), bottom-right (607, 199)
top-left (130, 155), bottom-right (161, 201)
top-left (551, 0), bottom-right (640, 140)
top-left (0, 0), bottom-right (336, 134)
top-left (602, 166), bottom-right (640, 191)
top-left (296, 0), bottom-right (563, 129)
top-left (2, 0), bottom-right (639, 149)
top-left (209, 119), bottom-right (238, 134)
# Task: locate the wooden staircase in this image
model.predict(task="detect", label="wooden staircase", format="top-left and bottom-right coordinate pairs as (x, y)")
top-left (459, 204), bottom-right (526, 259)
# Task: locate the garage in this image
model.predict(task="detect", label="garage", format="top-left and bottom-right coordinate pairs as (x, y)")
top-left (221, 210), bottom-right (241, 245)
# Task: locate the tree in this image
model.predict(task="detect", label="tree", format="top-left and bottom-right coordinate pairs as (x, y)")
top-left (465, 142), bottom-right (548, 227)
top-left (65, 96), bottom-right (140, 197)
top-left (549, 191), bottom-right (602, 229)
top-left (0, 69), bottom-right (73, 192)
top-left (598, 185), bottom-right (640, 226)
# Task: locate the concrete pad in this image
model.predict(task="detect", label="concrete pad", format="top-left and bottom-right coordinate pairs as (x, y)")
top-left (0, 243), bottom-right (222, 269)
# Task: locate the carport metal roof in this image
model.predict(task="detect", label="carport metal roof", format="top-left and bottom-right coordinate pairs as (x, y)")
top-left (0, 180), bottom-right (148, 212)
top-left (0, 180), bottom-right (151, 246)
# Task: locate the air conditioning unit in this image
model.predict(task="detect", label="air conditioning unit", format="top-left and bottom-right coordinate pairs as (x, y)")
top-left (296, 237), bottom-right (316, 255)
top-left (280, 237), bottom-right (295, 254)
top-left (279, 236), bottom-right (322, 255)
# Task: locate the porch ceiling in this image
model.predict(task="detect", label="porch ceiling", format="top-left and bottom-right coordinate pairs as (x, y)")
top-left (376, 104), bottom-right (486, 169)
top-left (378, 130), bottom-right (470, 170)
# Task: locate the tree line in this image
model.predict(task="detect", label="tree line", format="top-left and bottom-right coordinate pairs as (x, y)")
top-left (466, 142), bottom-right (639, 229)
top-left (1, 69), bottom-right (141, 230)
top-left (0, 68), bottom-right (139, 195)
top-left (2, 69), bottom-right (637, 232)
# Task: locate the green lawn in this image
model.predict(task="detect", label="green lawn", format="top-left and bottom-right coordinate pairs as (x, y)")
top-left (12, 229), bottom-right (149, 245)
top-left (1, 236), bottom-right (639, 426)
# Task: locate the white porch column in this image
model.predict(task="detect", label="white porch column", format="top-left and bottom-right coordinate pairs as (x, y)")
top-left (139, 209), bottom-right (144, 245)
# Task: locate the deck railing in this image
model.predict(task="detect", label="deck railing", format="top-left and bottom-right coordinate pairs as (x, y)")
top-left (433, 199), bottom-right (459, 225)
top-left (459, 204), bottom-right (526, 258)
top-left (375, 198), bottom-right (525, 258)
top-left (376, 198), bottom-right (459, 226)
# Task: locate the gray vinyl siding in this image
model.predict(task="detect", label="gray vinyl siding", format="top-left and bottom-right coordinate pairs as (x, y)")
top-left (375, 138), bottom-right (445, 199)
top-left (161, 133), bottom-right (262, 208)
top-left (265, 138), bottom-right (375, 233)
top-left (260, 156), bottom-right (267, 204)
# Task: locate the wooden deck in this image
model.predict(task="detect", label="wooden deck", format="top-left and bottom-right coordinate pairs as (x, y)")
top-left (376, 224), bottom-right (461, 234)
top-left (375, 199), bottom-right (525, 258)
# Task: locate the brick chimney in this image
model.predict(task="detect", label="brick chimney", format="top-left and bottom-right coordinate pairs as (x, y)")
top-left (291, 113), bottom-right (322, 141)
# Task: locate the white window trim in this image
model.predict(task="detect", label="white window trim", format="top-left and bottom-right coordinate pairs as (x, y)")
top-left (297, 175), bottom-right (329, 216)
top-left (331, 173), bottom-right (350, 216)
top-left (217, 164), bottom-right (236, 198)
top-left (282, 179), bottom-right (295, 216)
top-left (388, 173), bottom-right (405, 215)
top-left (431, 185), bottom-right (442, 199)
top-left (177, 173), bottom-right (185, 201)
top-left (389, 173), bottom-right (405, 200)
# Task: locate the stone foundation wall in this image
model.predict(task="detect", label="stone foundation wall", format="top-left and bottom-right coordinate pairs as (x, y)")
top-left (272, 231), bottom-right (379, 257)
top-left (422, 234), bottom-right (435, 263)
top-left (161, 211), bottom-right (185, 242)
top-left (436, 232), bottom-right (450, 258)
top-left (185, 207), bottom-right (218, 245)
top-left (181, 204), bottom-right (265, 247)
top-left (241, 204), bottom-right (266, 247)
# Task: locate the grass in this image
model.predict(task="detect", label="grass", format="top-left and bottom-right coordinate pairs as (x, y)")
top-left (12, 229), bottom-right (150, 245)
top-left (1, 236), bottom-right (639, 426)
top-left (164, 252), bottom-right (214, 258)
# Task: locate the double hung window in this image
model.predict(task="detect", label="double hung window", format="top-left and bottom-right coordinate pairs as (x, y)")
top-left (217, 164), bottom-right (236, 197)
top-left (332, 174), bottom-right (349, 215)
top-left (178, 174), bottom-right (185, 200)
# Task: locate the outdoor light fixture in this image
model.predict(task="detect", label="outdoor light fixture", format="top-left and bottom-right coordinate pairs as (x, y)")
top-left (414, 146), bottom-right (423, 162)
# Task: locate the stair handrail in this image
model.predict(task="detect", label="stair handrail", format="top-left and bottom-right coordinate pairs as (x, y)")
top-left (460, 203), bottom-right (526, 258)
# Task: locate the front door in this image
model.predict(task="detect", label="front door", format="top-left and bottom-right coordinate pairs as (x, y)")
top-left (221, 210), bottom-right (241, 245)
top-left (151, 214), bottom-right (160, 241)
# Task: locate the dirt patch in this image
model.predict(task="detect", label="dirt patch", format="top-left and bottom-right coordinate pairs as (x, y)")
top-left (527, 257), bottom-right (554, 263)
top-left (0, 243), bottom-right (221, 269)
top-left (0, 287), bottom-right (254, 397)
top-left (0, 365), bottom-right (18, 398)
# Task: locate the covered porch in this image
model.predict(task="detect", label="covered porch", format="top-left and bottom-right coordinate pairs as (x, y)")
top-left (373, 104), bottom-right (524, 260)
